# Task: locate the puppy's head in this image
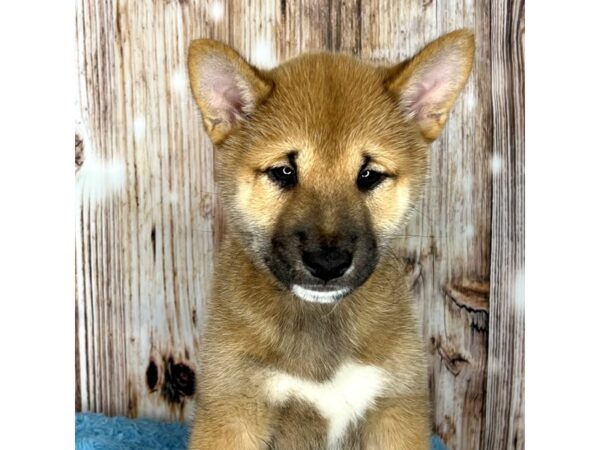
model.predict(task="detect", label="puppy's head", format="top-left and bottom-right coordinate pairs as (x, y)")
top-left (188, 31), bottom-right (474, 304)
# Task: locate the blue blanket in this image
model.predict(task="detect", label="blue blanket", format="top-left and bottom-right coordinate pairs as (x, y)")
top-left (76, 413), bottom-right (447, 450)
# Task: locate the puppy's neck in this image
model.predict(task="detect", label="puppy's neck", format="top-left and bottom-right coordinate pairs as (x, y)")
top-left (215, 235), bottom-right (411, 321)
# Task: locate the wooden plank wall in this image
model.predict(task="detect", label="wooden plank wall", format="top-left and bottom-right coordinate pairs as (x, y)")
top-left (75, 1), bottom-right (524, 448)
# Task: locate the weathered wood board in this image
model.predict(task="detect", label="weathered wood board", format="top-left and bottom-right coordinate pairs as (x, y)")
top-left (75, 1), bottom-right (524, 448)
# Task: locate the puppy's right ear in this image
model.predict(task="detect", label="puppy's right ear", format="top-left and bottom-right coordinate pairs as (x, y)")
top-left (187, 40), bottom-right (273, 144)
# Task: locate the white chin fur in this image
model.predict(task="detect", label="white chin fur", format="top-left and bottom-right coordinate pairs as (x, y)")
top-left (291, 285), bottom-right (349, 304)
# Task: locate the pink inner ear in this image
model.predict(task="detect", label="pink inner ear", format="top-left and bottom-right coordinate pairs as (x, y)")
top-left (201, 59), bottom-right (248, 122)
top-left (404, 55), bottom-right (460, 119)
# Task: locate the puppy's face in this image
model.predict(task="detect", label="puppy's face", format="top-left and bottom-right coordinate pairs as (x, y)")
top-left (188, 31), bottom-right (474, 303)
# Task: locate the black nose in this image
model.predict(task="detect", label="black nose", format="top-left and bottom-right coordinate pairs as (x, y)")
top-left (301, 247), bottom-right (352, 282)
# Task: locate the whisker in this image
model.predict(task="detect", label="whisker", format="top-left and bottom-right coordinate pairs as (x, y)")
top-left (412, 206), bottom-right (434, 223)
top-left (389, 234), bottom-right (438, 239)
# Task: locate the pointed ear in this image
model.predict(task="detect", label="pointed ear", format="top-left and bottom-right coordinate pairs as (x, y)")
top-left (385, 29), bottom-right (475, 141)
top-left (187, 39), bottom-right (273, 144)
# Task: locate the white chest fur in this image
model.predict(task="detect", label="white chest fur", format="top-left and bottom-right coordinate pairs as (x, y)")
top-left (264, 362), bottom-right (389, 448)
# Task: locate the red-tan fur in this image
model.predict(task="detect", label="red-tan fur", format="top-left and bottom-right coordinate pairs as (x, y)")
top-left (186, 30), bottom-right (474, 449)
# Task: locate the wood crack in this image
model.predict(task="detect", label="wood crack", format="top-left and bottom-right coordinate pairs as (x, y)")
top-left (443, 280), bottom-right (490, 314)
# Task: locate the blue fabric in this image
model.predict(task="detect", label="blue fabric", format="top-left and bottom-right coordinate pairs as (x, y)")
top-left (76, 412), bottom-right (448, 449)
top-left (431, 434), bottom-right (447, 450)
top-left (76, 413), bottom-right (189, 450)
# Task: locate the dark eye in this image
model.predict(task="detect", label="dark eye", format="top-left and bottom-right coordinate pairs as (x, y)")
top-left (267, 165), bottom-right (297, 189)
top-left (357, 168), bottom-right (386, 191)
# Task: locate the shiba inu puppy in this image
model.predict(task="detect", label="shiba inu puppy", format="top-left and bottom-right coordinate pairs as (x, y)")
top-left (186, 29), bottom-right (474, 450)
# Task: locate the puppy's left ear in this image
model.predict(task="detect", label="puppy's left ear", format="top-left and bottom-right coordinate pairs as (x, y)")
top-left (386, 29), bottom-right (475, 142)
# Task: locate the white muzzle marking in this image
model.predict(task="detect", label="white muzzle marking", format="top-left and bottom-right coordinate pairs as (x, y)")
top-left (291, 285), bottom-right (349, 304)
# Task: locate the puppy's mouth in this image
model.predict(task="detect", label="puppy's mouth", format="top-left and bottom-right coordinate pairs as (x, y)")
top-left (291, 284), bottom-right (351, 304)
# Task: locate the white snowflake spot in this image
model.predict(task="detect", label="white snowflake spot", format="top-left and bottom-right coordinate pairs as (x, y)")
top-left (76, 152), bottom-right (126, 208)
top-left (134, 117), bottom-right (146, 141)
top-left (514, 268), bottom-right (525, 312)
top-left (171, 70), bottom-right (187, 94)
top-left (251, 38), bottom-right (277, 69)
top-left (464, 223), bottom-right (475, 239)
top-left (490, 154), bottom-right (503, 174)
top-left (465, 90), bottom-right (476, 111)
top-left (462, 173), bottom-right (473, 192)
top-left (209, 1), bottom-right (224, 22)
top-left (167, 191), bottom-right (179, 204)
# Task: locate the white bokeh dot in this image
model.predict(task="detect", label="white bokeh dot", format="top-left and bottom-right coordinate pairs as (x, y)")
top-left (465, 90), bottom-right (476, 111)
top-left (464, 223), bottom-right (475, 239)
top-left (251, 38), bottom-right (277, 69)
top-left (491, 154), bottom-right (503, 174)
top-left (209, 1), bottom-right (224, 23)
top-left (171, 70), bottom-right (186, 93)
top-left (462, 173), bottom-right (473, 192)
top-left (167, 191), bottom-right (179, 204)
top-left (133, 116), bottom-right (146, 141)
top-left (514, 268), bottom-right (525, 312)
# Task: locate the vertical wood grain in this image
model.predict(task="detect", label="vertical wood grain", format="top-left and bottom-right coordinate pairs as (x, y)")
top-left (75, 0), bottom-right (227, 420)
top-left (485, 0), bottom-right (525, 448)
top-left (75, 1), bottom-right (524, 448)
